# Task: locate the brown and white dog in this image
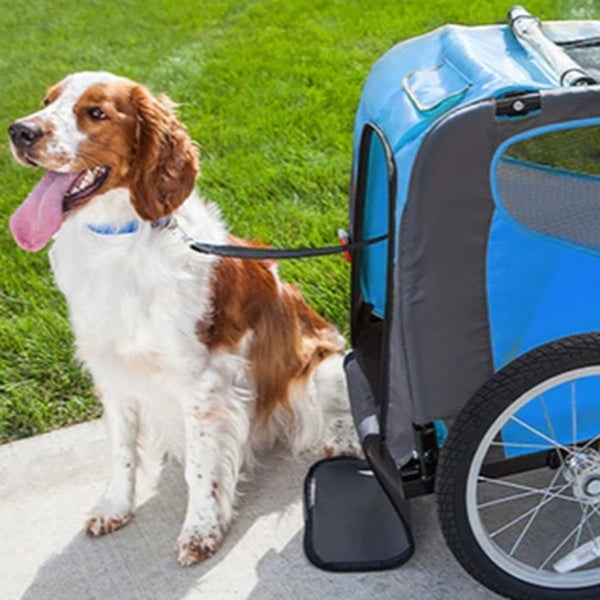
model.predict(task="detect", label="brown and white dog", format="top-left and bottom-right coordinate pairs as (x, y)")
top-left (8, 72), bottom-right (357, 566)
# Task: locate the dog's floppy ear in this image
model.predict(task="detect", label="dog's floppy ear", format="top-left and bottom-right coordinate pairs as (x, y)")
top-left (129, 85), bottom-right (199, 222)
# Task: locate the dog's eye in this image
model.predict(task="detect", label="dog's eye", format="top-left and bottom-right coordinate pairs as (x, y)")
top-left (42, 97), bottom-right (51, 107)
top-left (87, 106), bottom-right (107, 120)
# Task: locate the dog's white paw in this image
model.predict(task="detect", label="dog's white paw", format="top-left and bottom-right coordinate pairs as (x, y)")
top-left (175, 519), bottom-right (224, 566)
top-left (321, 415), bottom-right (363, 458)
top-left (320, 439), bottom-right (362, 458)
top-left (86, 499), bottom-right (133, 536)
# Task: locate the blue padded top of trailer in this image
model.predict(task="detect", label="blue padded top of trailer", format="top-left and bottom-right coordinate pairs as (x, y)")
top-left (355, 22), bottom-right (591, 317)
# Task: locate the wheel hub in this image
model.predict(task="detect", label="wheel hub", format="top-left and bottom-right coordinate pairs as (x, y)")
top-left (563, 449), bottom-right (600, 503)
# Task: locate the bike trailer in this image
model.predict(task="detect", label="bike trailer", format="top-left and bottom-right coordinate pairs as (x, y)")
top-left (304, 7), bottom-right (600, 598)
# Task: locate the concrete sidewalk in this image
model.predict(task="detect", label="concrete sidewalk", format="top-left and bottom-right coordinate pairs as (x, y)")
top-left (0, 421), bottom-right (498, 600)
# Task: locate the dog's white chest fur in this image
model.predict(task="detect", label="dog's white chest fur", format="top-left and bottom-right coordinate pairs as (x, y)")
top-left (52, 191), bottom-right (218, 349)
top-left (49, 189), bottom-right (230, 456)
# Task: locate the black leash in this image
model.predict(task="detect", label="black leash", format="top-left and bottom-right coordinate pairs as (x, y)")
top-left (189, 232), bottom-right (388, 260)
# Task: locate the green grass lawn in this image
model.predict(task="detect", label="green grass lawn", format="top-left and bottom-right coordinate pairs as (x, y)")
top-left (0, 0), bottom-right (593, 443)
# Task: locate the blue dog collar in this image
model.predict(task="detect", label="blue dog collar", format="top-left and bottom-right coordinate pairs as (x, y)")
top-left (87, 221), bottom-right (140, 235)
top-left (87, 217), bottom-right (173, 236)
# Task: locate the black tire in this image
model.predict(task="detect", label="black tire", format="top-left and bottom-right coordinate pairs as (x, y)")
top-left (436, 333), bottom-right (600, 599)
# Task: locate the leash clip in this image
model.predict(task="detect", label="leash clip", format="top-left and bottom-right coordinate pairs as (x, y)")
top-left (337, 229), bottom-right (352, 263)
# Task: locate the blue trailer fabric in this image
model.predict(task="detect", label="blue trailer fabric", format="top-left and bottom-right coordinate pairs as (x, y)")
top-left (356, 23), bottom-right (557, 318)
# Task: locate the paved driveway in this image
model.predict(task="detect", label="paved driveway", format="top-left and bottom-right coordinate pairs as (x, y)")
top-left (1, 421), bottom-right (499, 600)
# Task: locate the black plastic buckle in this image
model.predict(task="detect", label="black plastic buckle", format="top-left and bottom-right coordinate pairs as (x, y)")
top-left (495, 93), bottom-right (541, 117)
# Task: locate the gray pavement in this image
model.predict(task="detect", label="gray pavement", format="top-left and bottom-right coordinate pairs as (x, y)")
top-left (0, 420), bottom-right (499, 599)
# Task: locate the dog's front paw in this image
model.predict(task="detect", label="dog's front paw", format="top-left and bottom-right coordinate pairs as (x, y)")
top-left (321, 416), bottom-right (363, 458)
top-left (86, 500), bottom-right (133, 537)
top-left (320, 439), bottom-right (362, 459)
top-left (175, 521), bottom-right (224, 566)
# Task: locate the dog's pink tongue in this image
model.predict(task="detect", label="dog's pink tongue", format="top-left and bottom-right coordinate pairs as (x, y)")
top-left (9, 171), bottom-right (79, 252)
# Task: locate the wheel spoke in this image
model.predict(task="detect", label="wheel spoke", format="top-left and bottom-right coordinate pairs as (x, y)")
top-left (509, 468), bottom-right (563, 557)
top-left (579, 432), bottom-right (600, 455)
top-left (490, 440), bottom-right (553, 450)
top-left (539, 387), bottom-right (600, 555)
top-left (540, 394), bottom-right (559, 453)
top-left (478, 486), bottom-right (566, 509)
top-left (489, 480), bottom-right (574, 539)
top-left (509, 415), bottom-right (579, 458)
top-left (477, 476), bottom-right (579, 504)
top-left (574, 504), bottom-right (589, 550)
top-left (539, 395), bottom-right (568, 474)
top-left (575, 499), bottom-right (600, 555)
top-left (538, 504), bottom-right (600, 570)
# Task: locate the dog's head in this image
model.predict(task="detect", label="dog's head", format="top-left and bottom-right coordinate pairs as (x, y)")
top-left (8, 71), bottom-right (198, 251)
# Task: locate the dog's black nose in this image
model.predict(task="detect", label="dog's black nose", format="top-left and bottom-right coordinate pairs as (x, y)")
top-left (8, 121), bottom-right (43, 150)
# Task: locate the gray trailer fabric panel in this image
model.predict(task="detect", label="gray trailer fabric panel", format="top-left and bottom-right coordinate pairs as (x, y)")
top-left (382, 234), bottom-right (415, 466)
top-left (395, 101), bottom-right (496, 425)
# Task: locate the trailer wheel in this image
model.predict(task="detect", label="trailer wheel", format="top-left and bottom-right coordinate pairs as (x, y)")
top-left (437, 334), bottom-right (600, 599)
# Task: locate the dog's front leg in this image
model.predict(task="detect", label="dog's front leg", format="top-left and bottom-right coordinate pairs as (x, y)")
top-left (86, 396), bottom-right (138, 536)
top-left (176, 384), bottom-right (250, 567)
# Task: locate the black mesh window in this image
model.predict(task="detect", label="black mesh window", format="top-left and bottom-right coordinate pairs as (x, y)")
top-left (495, 125), bottom-right (600, 251)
